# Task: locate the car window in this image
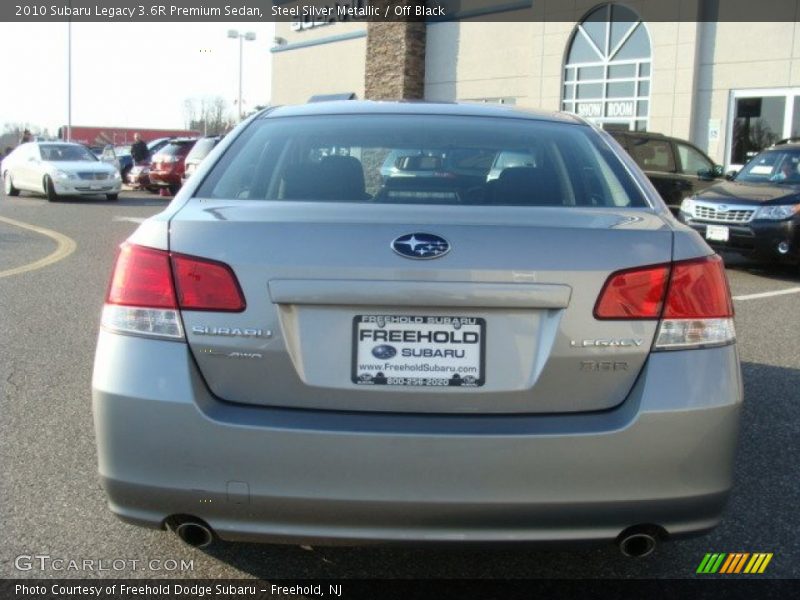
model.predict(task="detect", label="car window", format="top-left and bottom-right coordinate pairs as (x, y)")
top-left (736, 149), bottom-right (800, 183)
top-left (492, 151), bottom-right (538, 170)
top-left (185, 138), bottom-right (219, 161)
top-left (197, 115), bottom-right (648, 208)
top-left (628, 137), bottom-right (675, 173)
top-left (39, 144), bottom-right (97, 162)
top-left (156, 142), bottom-right (195, 157)
top-left (676, 143), bottom-right (712, 175)
top-left (148, 140), bottom-right (169, 153)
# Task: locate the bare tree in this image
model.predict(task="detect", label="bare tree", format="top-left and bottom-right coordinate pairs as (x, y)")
top-left (182, 96), bottom-right (235, 135)
top-left (1, 122), bottom-right (47, 148)
top-left (183, 99), bottom-right (197, 131)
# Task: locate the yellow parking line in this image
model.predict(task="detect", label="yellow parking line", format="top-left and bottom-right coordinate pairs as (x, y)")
top-left (0, 215), bottom-right (77, 278)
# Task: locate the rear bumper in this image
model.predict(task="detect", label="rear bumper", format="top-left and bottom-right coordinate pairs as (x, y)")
top-left (127, 170), bottom-right (150, 186)
top-left (92, 332), bottom-right (743, 544)
top-left (148, 170), bottom-right (180, 187)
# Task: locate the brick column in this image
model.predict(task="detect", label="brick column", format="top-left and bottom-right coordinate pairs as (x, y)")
top-left (365, 4), bottom-right (426, 100)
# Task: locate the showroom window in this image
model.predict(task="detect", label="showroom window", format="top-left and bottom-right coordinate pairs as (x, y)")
top-left (562, 4), bottom-right (652, 131)
top-left (727, 88), bottom-right (800, 168)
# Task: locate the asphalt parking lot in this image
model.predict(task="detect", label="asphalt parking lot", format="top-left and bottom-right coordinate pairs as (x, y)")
top-left (1, 186), bottom-right (798, 580)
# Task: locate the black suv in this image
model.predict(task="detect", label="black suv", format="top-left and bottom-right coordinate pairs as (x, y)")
top-left (609, 130), bottom-right (723, 214)
top-left (678, 143), bottom-right (800, 265)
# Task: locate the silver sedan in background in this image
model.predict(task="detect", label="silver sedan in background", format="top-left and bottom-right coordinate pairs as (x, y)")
top-left (92, 102), bottom-right (741, 557)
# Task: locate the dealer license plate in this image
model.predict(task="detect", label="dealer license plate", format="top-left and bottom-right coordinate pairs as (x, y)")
top-left (705, 225), bottom-right (729, 242)
top-left (352, 315), bottom-right (485, 387)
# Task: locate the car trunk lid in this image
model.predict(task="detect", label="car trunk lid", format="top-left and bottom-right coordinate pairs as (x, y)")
top-left (170, 200), bottom-right (672, 413)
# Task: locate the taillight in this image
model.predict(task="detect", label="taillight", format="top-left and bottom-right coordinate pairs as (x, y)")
top-left (594, 264), bottom-right (670, 319)
top-left (172, 254), bottom-right (246, 311)
top-left (107, 244), bottom-right (177, 308)
top-left (102, 243), bottom-right (245, 340)
top-left (662, 255), bottom-right (733, 318)
top-left (595, 255), bottom-right (735, 350)
top-left (656, 255), bottom-right (734, 349)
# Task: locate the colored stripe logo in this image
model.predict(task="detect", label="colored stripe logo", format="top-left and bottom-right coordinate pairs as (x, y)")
top-left (697, 553), bottom-right (773, 574)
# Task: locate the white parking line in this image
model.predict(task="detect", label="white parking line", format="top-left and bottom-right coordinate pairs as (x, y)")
top-left (113, 216), bottom-right (146, 224)
top-left (733, 287), bottom-right (800, 301)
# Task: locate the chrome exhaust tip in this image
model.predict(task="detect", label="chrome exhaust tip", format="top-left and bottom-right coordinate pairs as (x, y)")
top-left (173, 521), bottom-right (214, 549)
top-left (617, 525), bottom-right (662, 558)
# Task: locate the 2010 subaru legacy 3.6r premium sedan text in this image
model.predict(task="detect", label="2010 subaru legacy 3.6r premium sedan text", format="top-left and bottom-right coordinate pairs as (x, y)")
top-left (92, 102), bottom-right (742, 557)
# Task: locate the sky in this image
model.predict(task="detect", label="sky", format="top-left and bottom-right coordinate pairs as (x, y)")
top-left (0, 21), bottom-right (275, 135)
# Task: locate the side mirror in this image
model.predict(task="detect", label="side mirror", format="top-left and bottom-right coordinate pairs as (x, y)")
top-left (698, 165), bottom-right (725, 180)
top-left (725, 170), bottom-right (738, 181)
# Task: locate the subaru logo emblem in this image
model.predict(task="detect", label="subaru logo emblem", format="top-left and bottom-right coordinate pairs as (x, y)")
top-left (717, 205), bottom-right (729, 212)
top-left (372, 345), bottom-right (397, 360)
top-left (391, 233), bottom-right (450, 260)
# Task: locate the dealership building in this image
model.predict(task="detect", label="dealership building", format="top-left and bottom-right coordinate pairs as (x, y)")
top-left (271, 0), bottom-right (800, 169)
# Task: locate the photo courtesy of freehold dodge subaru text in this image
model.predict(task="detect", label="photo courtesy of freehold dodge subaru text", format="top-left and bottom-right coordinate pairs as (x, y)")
top-left (92, 101), bottom-right (742, 558)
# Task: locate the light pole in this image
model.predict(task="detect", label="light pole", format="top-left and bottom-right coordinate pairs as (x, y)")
top-left (67, 3), bottom-right (72, 141)
top-left (227, 30), bottom-right (256, 121)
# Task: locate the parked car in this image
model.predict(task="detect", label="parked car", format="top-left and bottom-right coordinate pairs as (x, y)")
top-left (127, 137), bottom-right (174, 191)
top-left (113, 146), bottom-right (134, 183)
top-left (93, 102), bottom-right (740, 555)
top-left (378, 147), bottom-right (494, 202)
top-left (148, 138), bottom-right (197, 195)
top-left (2, 141), bottom-right (121, 201)
top-left (181, 135), bottom-right (223, 184)
top-left (679, 143), bottom-right (800, 264)
top-left (79, 144), bottom-right (129, 177)
top-left (608, 130), bottom-right (723, 214)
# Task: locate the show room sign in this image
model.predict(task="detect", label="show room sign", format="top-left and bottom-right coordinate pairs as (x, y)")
top-left (577, 101), bottom-right (636, 119)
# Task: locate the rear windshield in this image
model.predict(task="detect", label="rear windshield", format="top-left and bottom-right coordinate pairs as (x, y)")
top-left (185, 137), bottom-right (219, 161)
top-left (156, 141), bottom-right (195, 157)
top-left (196, 115), bottom-right (647, 208)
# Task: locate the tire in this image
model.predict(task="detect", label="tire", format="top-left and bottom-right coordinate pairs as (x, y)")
top-left (44, 176), bottom-right (59, 202)
top-left (168, 184), bottom-right (180, 196)
top-left (106, 193), bottom-right (119, 201)
top-left (3, 171), bottom-right (20, 196)
top-left (147, 187), bottom-right (159, 194)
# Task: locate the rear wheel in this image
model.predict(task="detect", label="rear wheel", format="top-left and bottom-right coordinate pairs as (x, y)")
top-left (3, 171), bottom-right (20, 196)
top-left (106, 193), bottom-right (119, 201)
top-left (44, 176), bottom-right (59, 202)
top-left (168, 184), bottom-right (180, 196)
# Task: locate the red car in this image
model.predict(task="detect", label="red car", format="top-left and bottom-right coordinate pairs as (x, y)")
top-left (148, 138), bottom-right (197, 195)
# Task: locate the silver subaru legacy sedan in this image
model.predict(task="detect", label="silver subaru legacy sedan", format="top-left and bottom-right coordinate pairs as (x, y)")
top-left (92, 102), bottom-right (741, 557)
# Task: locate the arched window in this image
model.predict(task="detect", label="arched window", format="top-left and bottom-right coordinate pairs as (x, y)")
top-left (562, 4), bottom-right (652, 131)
